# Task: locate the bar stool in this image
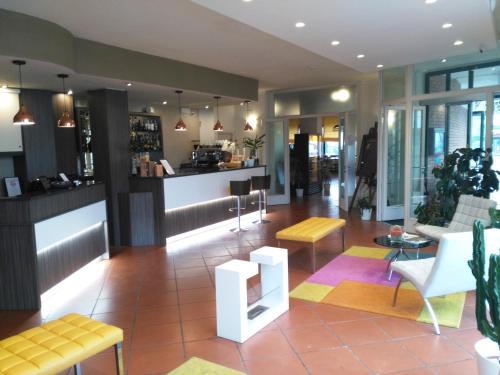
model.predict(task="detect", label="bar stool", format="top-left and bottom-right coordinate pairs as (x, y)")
top-left (251, 175), bottom-right (271, 224)
top-left (229, 179), bottom-right (251, 233)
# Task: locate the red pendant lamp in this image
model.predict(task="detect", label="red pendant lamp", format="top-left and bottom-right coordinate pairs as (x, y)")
top-left (243, 100), bottom-right (253, 132)
top-left (57, 74), bottom-right (75, 128)
top-left (12, 60), bottom-right (35, 126)
top-left (174, 90), bottom-right (187, 131)
top-left (213, 96), bottom-right (223, 132)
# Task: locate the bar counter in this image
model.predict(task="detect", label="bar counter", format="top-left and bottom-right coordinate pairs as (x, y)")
top-left (0, 182), bottom-right (108, 309)
top-left (129, 166), bottom-right (266, 244)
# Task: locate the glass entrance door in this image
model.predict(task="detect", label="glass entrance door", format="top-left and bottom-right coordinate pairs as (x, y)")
top-left (265, 119), bottom-right (290, 205)
top-left (338, 113), bottom-right (357, 211)
top-left (378, 106), bottom-right (406, 220)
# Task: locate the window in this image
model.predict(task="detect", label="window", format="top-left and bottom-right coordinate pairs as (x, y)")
top-left (324, 141), bottom-right (339, 156)
top-left (425, 60), bottom-right (500, 94)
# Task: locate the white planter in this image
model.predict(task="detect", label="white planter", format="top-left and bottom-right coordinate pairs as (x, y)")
top-left (475, 338), bottom-right (500, 375)
top-left (296, 188), bottom-right (304, 198)
top-left (361, 208), bottom-right (372, 221)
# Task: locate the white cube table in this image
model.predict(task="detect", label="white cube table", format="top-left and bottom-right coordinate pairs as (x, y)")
top-left (215, 246), bottom-right (289, 343)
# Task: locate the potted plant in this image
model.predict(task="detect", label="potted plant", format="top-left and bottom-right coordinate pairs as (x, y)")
top-left (468, 221), bottom-right (500, 375)
top-left (489, 207), bottom-right (500, 229)
top-left (243, 134), bottom-right (265, 165)
top-left (415, 147), bottom-right (499, 226)
top-left (358, 196), bottom-right (372, 221)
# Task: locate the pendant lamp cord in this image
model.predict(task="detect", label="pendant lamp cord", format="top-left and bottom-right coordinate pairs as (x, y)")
top-left (178, 92), bottom-right (181, 117)
top-left (18, 64), bottom-right (24, 106)
top-left (246, 101), bottom-right (249, 123)
top-left (62, 77), bottom-right (67, 113)
top-left (216, 97), bottom-right (220, 121)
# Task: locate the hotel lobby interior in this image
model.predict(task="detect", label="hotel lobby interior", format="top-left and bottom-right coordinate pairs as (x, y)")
top-left (1, 1), bottom-right (500, 374)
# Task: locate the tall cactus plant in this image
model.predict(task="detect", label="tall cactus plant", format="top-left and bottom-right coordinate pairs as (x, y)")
top-left (468, 221), bottom-right (500, 354)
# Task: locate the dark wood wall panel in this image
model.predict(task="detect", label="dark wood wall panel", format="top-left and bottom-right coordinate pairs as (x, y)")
top-left (129, 178), bottom-right (165, 245)
top-left (119, 192), bottom-right (155, 246)
top-left (13, 90), bottom-right (57, 185)
top-left (52, 94), bottom-right (78, 175)
top-left (0, 226), bottom-right (38, 310)
top-left (37, 223), bottom-right (106, 293)
top-left (89, 89), bottom-right (130, 246)
top-left (165, 191), bottom-right (260, 237)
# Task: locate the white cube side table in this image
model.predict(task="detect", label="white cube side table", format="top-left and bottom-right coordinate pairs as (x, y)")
top-left (215, 247), bottom-right (289, 343)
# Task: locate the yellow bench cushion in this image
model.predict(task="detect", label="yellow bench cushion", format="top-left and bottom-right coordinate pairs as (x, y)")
top-left (276, 217), bottom-right (345, 243)
top-left (0, 313), bottom-right (123, 375)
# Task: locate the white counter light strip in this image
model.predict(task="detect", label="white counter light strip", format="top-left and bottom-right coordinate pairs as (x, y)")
top-left (164, 191), bottom-right (260, 213)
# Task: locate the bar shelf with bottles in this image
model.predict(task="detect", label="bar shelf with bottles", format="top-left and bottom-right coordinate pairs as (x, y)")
top-left (129, 113), bottom-right (163, 160)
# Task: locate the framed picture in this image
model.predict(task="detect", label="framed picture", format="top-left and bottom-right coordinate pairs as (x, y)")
top-left (4, 177), bottom-right (22, 197)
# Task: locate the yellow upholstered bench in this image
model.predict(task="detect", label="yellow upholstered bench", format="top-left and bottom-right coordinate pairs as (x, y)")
top-left (276, 217), bottom-right (346, 272)
top-left (0, 313), bottom-right (124, 375)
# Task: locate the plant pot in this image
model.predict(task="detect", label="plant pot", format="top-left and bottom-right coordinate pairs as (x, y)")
top-left (475, 338), bottom-right (500, 375)
top-left (296, 188), bottom-right (304, 198)
top-left (361, 208), bottom-right (372, 221)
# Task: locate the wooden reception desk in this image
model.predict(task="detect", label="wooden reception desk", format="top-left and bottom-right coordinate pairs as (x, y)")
top-left (129, 166), bottom-right (266, 245)
top-left (0, 182), bottom-right (108, 310)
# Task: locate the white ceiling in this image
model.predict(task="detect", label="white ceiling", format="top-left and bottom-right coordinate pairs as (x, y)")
top-left (0, 0), bottom-right (363, 90)
top-left (192, 0), bottom-right (498, 72)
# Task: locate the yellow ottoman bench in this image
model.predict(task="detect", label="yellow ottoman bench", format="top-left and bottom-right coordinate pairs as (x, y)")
top-left (276, 217), bottom-right (346, 272)
top-left (0, 313), bottom-right (124, 375)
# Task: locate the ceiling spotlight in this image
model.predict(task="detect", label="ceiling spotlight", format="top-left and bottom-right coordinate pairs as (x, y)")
top-left (204, 105), bottom-right (210, 109)
top-left (357, 54), bottom-right (365, 59)
top-left (454, 40), bottom-right (463, 46)
top-left (442, 23), bottom-right (453, 29)
top-left (377, 64), bottom-right (384, 69)
top-left (67, 89), bottom-right (73, 95)
top-left (331, 88), bottom-right (351, 102)
top-left (240, 102), bottom-right (244, 106)
top-left (425, 0), bottom-right (437, 4)
top-left (331, 40), bottom-right (340, 46)
top-left (162, 101), bottom-right (167, 105)
top-left (441, 58), bottom-right (447, 63)
top-left (295, 22), bottom-right (306, 28)
top-left (242, 0), bottom-right (252, 2)
top-left (126, 82), bottom-right (132, 87)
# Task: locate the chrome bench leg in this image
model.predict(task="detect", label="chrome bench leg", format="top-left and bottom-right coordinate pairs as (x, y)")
top-left (74, 363), bottom-right (82, 375)
top-left (115, 342), bottom-right (124, 375)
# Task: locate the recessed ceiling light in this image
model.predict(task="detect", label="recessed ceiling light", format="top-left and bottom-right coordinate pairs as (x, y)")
top-left (377, 64), bottom-right (384, 69)
top-left (331, 40), bottom-right (340, 46)
top-left (425, 0), bottom-right (437, 4)
top-left (67, 89), bottom-right (73, 95)
top-left (240, 102), bottom-right (244, 106)
top-left (441, 58), bottom-right (447, 63)
top-left (357, 54), bottom-right (365, 59)
top-left (295, 22), bottom-right (306, 28)
top-left (442, 23), bottom-right (453, 29)
top-left (331, 88), bottom-right (351, 102)
top-left (454, 40), bottom-right (463, 46)
top-left (242, 0), bottom-right (252, 2)
top-left (162, 101), bottom-right (167, 105)
top-left (205, 105), bottom-right (210, 109)
top-left (126, 82), bottom-right (132, 86)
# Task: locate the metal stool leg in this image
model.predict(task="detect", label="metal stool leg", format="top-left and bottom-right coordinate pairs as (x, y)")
top-left (231, 196), bottom-right (247, 233)
top-left (253, 189), bottom-right (271, 224)
top-left (73, 363), bottom-right (82, 375)
top-left (114, 342), bottom-right (124, 375)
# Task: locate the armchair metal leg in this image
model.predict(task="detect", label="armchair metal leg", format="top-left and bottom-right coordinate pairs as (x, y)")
top-left (74, 363), bottom-right (82, 375)
top-left (341, 227), bottom-right (345, 251)
top-left (423, 298), bottom-right (441, 335)
top-left (114, 342), bottom-right (125, 375)
top-left (392, 278), bottom-right (403, 307)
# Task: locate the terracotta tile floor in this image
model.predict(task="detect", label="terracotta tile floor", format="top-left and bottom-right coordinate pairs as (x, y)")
top-left (0, 194), bottom-right (480, 374)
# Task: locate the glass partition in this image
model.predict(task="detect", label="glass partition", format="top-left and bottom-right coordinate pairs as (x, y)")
top-left (382, 67), bottom-right (405, 102)
top-left (266, 120), bottom-right (286, 196)
top-left (386, 108), bottom-right (405, 207)
top-left (410, 106), bottom-right (426, 217)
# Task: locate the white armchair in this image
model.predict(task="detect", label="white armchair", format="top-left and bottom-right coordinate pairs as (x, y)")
top-left (391, 228), bottom-right (500, 335)
top-left (415, 195), bottom-right (497, 241)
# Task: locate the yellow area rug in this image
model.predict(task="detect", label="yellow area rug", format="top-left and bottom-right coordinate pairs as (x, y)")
top-left (168, 357), bottom-right (246, 375)
top-left (289, 246), bottom-right (466, 328)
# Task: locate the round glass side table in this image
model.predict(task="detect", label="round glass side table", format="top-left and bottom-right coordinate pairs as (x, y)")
top-left (373, 235), bottom-right (434, 280)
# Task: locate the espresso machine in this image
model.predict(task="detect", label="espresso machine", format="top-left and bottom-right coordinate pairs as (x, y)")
top-left (191, 147), bottom-right (224, 168)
